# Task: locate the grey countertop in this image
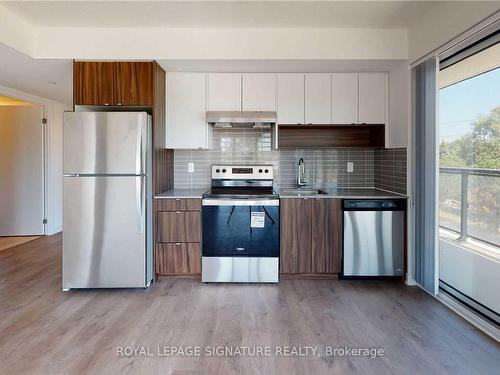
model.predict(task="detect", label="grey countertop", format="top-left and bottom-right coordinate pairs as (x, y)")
top-left (155, 187), bottom-right (407, 199)
top-left (154, 188), bottom-right (209, 199)
top-left (275, 187), bottom-right (407, 199)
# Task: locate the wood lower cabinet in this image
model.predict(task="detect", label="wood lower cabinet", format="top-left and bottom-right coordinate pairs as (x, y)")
top-left (73, 62), bottom-right (115, 106)
top-left (280, 198), bottom-right (313, 273)
top-left (280, 198), bottom-right (341, 275)
top-left (155, 198), bottom-right (202, 276)
top-left (156, 211), bottom-right (201, 243)
top-left (311, 199), bottom-right (341, 274)
top-left (156, 243), bottom-right (201, 275)
top-left (156, 198), bottom-right (201, 212)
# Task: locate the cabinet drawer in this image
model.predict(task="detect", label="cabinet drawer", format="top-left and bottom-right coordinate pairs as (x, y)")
top-left (156, 211), bottom-right (201, 242)
top-left (155, 198), bottom-right (201, 212)
top-left (156, 243), bottom-right (201, 274)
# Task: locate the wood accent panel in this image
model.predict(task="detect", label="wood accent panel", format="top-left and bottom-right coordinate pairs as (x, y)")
top-left (280, 198), bottom-right (313, 273)
top-left (152, 62), bottom-right (174, 195)
top-left (115, 62), bottom-right (154, 106)
top-left (278, 125), bottom-right (385, 148)
top-left (155, 198), bottom-right (201, 212)
top-left (311, 198), bottom-right (341, 274)
top-left (73, 61), bottom-right (115, 106)
top-left (156, 212), bottom-right (201, 243)
top-left (155, 243), bottom-right (201, 275)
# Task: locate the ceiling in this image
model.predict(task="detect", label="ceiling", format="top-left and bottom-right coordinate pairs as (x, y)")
top-left (0, 43), bottom-right (72, 105)
top-left (2, 1), bottom-right (435, 29)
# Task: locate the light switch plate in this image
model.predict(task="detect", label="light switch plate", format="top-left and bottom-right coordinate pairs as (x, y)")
top-left (347, 162), bottom-right (354, 173)
top-left (188, 162), bottom-right (195, 173)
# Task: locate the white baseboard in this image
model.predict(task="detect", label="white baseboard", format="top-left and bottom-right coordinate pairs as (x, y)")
top-left (436, 292), bottom-right (499, 342)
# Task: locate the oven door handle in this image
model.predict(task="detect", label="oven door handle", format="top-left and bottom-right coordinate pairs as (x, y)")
top-left (203, 199), bottom-right (279, 206)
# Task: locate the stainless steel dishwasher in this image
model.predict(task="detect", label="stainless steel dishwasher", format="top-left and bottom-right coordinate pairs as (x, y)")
top-left (342, 199), bottom-right (406, 277)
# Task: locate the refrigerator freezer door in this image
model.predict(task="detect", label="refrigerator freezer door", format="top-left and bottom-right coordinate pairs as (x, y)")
top-left (63, 176), bottom-right (147, 288)
top-left (64, 112), bottom-right (148, 175)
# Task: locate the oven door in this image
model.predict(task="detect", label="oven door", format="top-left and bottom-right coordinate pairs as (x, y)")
top-left (202, 199), bottom-right (280, 257)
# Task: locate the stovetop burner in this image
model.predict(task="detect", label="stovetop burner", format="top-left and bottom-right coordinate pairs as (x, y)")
top-left (202, 189), bottom-right (279, 200)
top-left (203, 164), bottom-right (277, 200)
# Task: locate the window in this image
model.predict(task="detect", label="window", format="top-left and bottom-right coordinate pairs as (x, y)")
top-left (438, 41), bottom-right (500, 324)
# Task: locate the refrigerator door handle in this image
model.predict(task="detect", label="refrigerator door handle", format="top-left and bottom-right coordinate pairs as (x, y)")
top-left (136, 122), bottom-right (143, 176)
top-left (136, 176), bottom-right (145, 233)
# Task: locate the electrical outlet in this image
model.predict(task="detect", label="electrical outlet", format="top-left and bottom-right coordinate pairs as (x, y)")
top-left (347, 162), bottom-right (354, 173)
top-left (188, 162), bottom-right (195, 173)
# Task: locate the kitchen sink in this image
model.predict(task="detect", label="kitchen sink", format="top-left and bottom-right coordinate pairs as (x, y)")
top-left (280, 189), bottom-right (328, 196)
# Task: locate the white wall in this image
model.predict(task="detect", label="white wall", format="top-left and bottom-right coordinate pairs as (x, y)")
top-left (45, 101), bottom-right (65, 234)
top-left (408, 2), bottom-right (499, 62)
top-left (0, 4), bottom-right (35, 55)
top-left (388, 61), bottom-right (409, 148)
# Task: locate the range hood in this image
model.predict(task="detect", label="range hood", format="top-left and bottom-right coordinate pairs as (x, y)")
top-left (206, 111), bottom-right (277, 128)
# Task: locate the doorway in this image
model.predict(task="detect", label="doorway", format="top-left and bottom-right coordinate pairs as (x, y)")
top-left (0, 95), bottom-right (45, 240)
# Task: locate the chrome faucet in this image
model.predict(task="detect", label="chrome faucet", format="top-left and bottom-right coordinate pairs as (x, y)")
top-left (297, 158), bottom-right (306, 187)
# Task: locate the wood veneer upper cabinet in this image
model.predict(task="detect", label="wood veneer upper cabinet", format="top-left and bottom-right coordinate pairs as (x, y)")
top-left (115, 62), bottom-right (153, 106)
top-left (73, 62), bottom-right (115, 106)
top-left (311, 198), bottom-right (341, 274)
top-left (280, 198), bottom-right (313, 273)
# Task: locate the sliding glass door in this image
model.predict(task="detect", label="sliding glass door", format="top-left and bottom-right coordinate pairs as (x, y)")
top-left (438, 42), bottom-right (500, 325)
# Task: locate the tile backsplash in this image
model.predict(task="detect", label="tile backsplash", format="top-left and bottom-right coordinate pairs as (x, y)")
top-left (174, 129), bottom-right (407, 194)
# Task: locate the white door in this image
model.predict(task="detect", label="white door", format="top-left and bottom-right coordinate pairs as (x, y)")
top-left (242, 73), bottom-right (276, 111)
top-left (359, 73), bottom-right (388, 124)
top-left (332, 73), bottom-right (358, 124)
top-left (277, 74), bottom-right (304, 124)
top-left (207, 73), bottom-right (241, 111)
top-left (0, 105), bottom-right (44, 235)
top-left (305, 74), bottom-right (331, 124)
top-left (166, 73), bottom-right (208, 149)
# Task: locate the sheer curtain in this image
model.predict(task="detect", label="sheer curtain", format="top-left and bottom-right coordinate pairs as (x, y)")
top-left (413, 57), bottom-right (439, 294)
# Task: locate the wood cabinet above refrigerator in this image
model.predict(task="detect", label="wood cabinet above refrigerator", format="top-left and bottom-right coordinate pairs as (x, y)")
top-left (73, 61), bottom-right (153, 107)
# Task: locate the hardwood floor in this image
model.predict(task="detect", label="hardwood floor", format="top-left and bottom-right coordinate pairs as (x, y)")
top-left (0, 236), bottom-right (40, 252)
top-left (0, 234), bottom-right (498, 375)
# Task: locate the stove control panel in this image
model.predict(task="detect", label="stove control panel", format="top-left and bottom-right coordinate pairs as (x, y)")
top-left (211, 165), bottom-right (273, 180)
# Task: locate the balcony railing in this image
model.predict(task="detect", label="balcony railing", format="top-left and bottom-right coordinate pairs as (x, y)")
top-left (440, 166), bottom-right (500, 248)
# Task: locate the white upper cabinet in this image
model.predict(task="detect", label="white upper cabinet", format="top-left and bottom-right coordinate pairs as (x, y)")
top-left (358, 73), bottom-right (388, 124)
top-left (242, 74), bottom-right (276, 111)
top-left (305, 74), bottom-right (331, 124)
top-left (166, 73), bottom-right (209, 149)
top-left (331, 73), bottom-right (358, 124)
top-left (208, 73), bottom-right (241, 111)
top-left (277, 74), bottom-right (304, 124)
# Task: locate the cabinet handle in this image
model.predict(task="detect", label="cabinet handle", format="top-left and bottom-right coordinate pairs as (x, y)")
top-left (176, 211), bottom-right (181, 213)
top-left (175, 242), bottom-right (181, 246)
top-left (175, 198), bottom-right (181, 201)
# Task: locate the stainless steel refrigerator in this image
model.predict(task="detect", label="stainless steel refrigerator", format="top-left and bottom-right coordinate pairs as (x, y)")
top-left (62, 112), bottom-right (153, 289)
